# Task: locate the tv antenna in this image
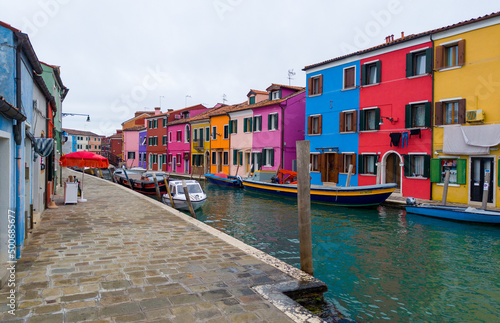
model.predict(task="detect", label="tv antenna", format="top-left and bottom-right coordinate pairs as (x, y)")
top-left (222, 94), bottom-right (227, 104)
top-left (288, 69), bottom-right (296, 85)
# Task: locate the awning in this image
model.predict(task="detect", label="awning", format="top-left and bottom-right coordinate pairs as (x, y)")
top-left (35, 138), bottom-right (54, 157)
top-left (443, 125), bottom-right (500, 155)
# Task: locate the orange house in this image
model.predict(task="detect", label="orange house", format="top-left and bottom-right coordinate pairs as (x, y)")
top-left (209, 104), bottom-right (241, 174)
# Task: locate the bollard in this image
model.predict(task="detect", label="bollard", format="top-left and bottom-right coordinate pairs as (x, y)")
top-left (346, 164), bottom-right (353, 187)
top-left (182, 180), bottom-right (196, 218)
top-left (152, 173), bottom-right (162, 202)
top-left (442, 170), bottom-right (450, 206)
top-left (481, 171), bottom-right (490, 210)
top-left (296, 141), bottom-right (313, 276)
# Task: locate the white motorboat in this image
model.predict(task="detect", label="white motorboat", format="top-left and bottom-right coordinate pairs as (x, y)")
top-left (162, 180), bottom-right (207, 211)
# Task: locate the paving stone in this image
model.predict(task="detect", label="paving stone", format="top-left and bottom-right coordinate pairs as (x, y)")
top-left (100, 302), bottom-right (141, 317)
top-left (66, 307), bottom-right (99, 322)
top-left (113, 313), bottom-right (146, 322)
top-left (228, 312), bottom-right (260, 323)
top-left (201, 289), bottom-right (233, 301)
top-left (60, 292), bottom-right (97, 302)
top-left (33, 304), bottom-right (62, 314)
top-left (27, 313), bottom-right (64, 323)
top-left (139, 297), bottom-right (171, 310)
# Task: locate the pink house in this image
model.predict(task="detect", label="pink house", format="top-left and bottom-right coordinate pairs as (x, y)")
top-left (251, 84), bottom-right (306, 172)
top-left (166, 105), bottom-right (207, 173)
top-left (123, 125), bottom-right (145, 168)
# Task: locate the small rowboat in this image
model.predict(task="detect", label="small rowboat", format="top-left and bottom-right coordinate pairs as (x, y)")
top-left (162, 180), bottom-right (207, 211)
top-left (405, 198), bottom-right (500, 224)
top-left (204, 173), bottom-right (243, 188)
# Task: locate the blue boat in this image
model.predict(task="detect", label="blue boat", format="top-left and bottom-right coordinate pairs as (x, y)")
top-left (241, 170), bottom-right (396, 207)
top-left (204, 173), bottom-right (243, 188)
top-left (405, 199), bottom-right (500, 224)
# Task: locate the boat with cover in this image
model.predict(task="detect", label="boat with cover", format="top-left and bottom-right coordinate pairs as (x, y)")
top-left (162, 179), bottom-right (207, 211)
top-left (113, 168), bottom-right (168, 195)
top-left (204, 173), bottom-right (243, 187)
top-left (405, 197), bottom-right (500, 224)
top-left (242, 170), bottom-right (397, 207)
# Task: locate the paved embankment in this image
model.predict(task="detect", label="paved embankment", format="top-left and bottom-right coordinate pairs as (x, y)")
top-left (0, 169), bottom-right (326, 323)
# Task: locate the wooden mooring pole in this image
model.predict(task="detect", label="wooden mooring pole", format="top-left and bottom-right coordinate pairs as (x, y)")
top-left (296, 141), bottom-right (313, 276)
top-left (109, 168), bottom-right (116, 183)
top-left (346, 164), bottom-right (353, 187)
top-left (165, 181), bottom-right (175, 209)
top-left (152, 173), bottom-right (162, 202)
top-left (123, 169), bottom-right (134, 190)
top-left (182, 180), bottom-right (196, 218)
top-left (442, 170), bottom-right (450, 206)
top-left (481, 170), bottom-right (490, 210)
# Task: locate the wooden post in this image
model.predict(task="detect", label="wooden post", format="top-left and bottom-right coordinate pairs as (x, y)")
top-left (109, 168), bottom-right (116, 183)
top-left (182, 180), bottom-right (196, 218)
top-left (346, 164), bottom-right (353, 187)
top-left (152, 173), bottom-right (162, 202)
top-left (442, 170), bottom-right (450, 206)
top-left (296, 141), bottom-right (313, 276)
top-left (376, 162), bottom-right (381, 184)
top-left (165, 181), bottom-right (175, 209)
top-left (481, 170), bottom-right (490, 210)
top-left (123, 169), bottom-right (134, 190)
top-left (98, 168), bottom-right (103, 178)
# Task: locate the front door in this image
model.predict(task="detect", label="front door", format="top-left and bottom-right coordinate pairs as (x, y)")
top-left (326, 153), bottom-right (339, 183)
top-left (385, 153), bottom-right (401, 188)
top-left (217, 152), bottom-right (223, 173)
top-left (172, 156), bottom-right (177, 173)
top-left (470, 157), bottom-right (494, 203)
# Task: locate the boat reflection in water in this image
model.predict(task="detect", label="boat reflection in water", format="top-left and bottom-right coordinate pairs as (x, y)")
top-left (194, 181), bottom-right (500, 322)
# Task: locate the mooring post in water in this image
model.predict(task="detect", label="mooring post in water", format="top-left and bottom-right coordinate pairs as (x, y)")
top-left (165, 180), bottom-right (175, 209)
top-left (109, 168), bottom-right (116, 183)
top-left (481, 170), bottom-right (490, 210)
top-left (152, 173), bottom-right (162, 202)
top-left (297, 140), bottom-right (313, 276)
top-left (98, 168), bottom-right (103, 178)
top-left (123, 169), bottom-right (134, 190)
top-left (442, 170), bottom-right (450, 206)
top-left (376, 162), bottom-right (381, 184)
top-left (346, 164), bottom-right (353, 187)
top-left (182, 180), bottom-right (196, 218)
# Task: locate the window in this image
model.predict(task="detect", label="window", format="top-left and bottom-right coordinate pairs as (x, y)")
top-left (359, 108), bottom-right (380, 131)
top-left (340, 153), bottom-right (356, 174)
top-left (406, 49), bottom-right (432, 77)
top-left (253, 115), bottom-right (262, 132)
top-left (185, 125), bottom-right (190, 143)
top-left (268, 113), bottom-right (278, 131)
top-left (339, 111), bottom-right (357, 133)
top-left (193, 128), bottom-right (198, 141)
top-left (270, 90), bottom-right (281, 100)
top-left (343, 66), bottom-right (356, 89)
top-left (307, 115), bottom-right (322, 135)
top-left (205, 127), bottom-right (210, 141)
top-left (430, 158), bottom-right (466, 184)
top-left (233, 150), bottom-right (243, 166)
top-left (404, 155), bottom-right (429, 178)
top-left (176, 130), bottom-right (182, 142)
top-left (192, 154), bottom-right (203, 166)
top-left (229, 120), bottom-right (237, 134)
top-left (153, 154), bottom-right (158, 163)
top-left (168, 154), bottom-right (172, 164)
top-left (223, 125), bottom-right (229, 139)
top-left (435, 40), bottom-right (465, 70)
top-left (211, 151), bottom-right (217, 165)
top-left (223, 151), bottom-right (229, 165)
top-left (262, 148), bottom-right (275, 167)
top-left (212, 126), bottom-right (217, 140)
top-left (359, 154), bottom-right (377, 175)
top-left (434, 99), bottom-right (465, 126)
top-left (249, 96), bottom-right (256, 105)
top-left (361, 61), bottom-right (381, 85)
top-left (308, 75), bottom-right (323, 96)
top-left (310, 154), bottom-right (320, 172)
top-left (168, 131), bottom-right (172, 143)
top-left (243, 117), bottom-right (253, 133)
top-left (176, 153), bottom-right (181, 165)
top-left (404, 102), bottom-right (431, 128)
top-left (163, 118), bottom-right (167, 127)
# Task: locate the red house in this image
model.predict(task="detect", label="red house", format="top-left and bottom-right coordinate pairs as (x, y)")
top-left (358, 34), bottom-right (433, 199)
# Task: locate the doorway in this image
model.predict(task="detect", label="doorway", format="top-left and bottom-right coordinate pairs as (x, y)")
top-left (385, 153), bottom-right (401, 189)
top-left (172, 156), bottom-right (177, 173)
top-left (217, 152), bottom-right (223, 173)
top-left (470, 157), bottom-right (494, 203)
top-left (325, 153), bottom-right (339, 184)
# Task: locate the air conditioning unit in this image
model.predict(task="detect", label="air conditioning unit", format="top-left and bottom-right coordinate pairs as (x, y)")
top-left (466, 110), bottom-right (484, 122)
top-left (174, 115), bottom-right (181, 120)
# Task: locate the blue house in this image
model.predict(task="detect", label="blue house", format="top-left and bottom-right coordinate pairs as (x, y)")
top-left (303, 57), bottom-right (361, 186)
top-left (0, 21), bottom-right (43, 270)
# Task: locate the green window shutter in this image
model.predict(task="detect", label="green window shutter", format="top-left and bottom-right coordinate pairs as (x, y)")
top-left (239, 151), bottom-right (243, 166)
top-left (425, 48), bottom-right (433, 74)
top-left (279, 89), bottom-right (282, 99)
top-left (375, 108), bottom-right (380, 131)
top-left (148, 120), bottom-right (151, 128)
top-left (403, 154), bottom-right (410, 177)
top-left (376, 61), bottom-right (382, 83)
top-left (244, 118), bottom-right (248, 132)
top-left (424, 102), bottom-right (432, 127)
top-left (360, 64), bottom-right (366, 86)
top-left (229, 121), bottom-right (233, 134)
top-left (269, 92), bottom-right (272, 101)
top-left (358, 154), bottom-right (364, 174)
top-left (268, 114), bottom-right (272, 130)
top-left (430, 158), bottom-right (441, 183)
top-left (233, 150), bottom-right (237, 165)
top-left (274, 114), bottom-right (279, 130)
top-left (405, 105), bottom-right (412, 128)
top-left (457, 159), bottom-right (467, 184)
top-left (406, 53), bottom-right (413, 78)
top-left (249, 96), bottom-right (255, 104)
top-left (359, 110), bottom-right (366, 131)
top-left (249, 118), bottom-right (253, 132)
top-left (234, 120), bottom-right (237, 134)
top-left (262, 150), bottom-right (267, 165)
top-left (270, 149), bottom-right (274, 167)
top-left (423, 155), bottom-right (430, 178)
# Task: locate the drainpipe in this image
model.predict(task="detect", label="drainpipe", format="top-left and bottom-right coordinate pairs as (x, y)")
top-left (430, 33), bottom-right (435, 200)
top-left (14, 39), bottom-right (24, 258)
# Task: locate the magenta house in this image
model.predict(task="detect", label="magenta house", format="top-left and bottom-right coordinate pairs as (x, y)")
top-left (251, 84), bottom-right (306, 172)
top-left (122, 125), bottom-right (145, 168)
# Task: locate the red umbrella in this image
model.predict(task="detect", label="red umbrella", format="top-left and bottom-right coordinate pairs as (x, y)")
top-left (60, 151), bottom-right (109, 202)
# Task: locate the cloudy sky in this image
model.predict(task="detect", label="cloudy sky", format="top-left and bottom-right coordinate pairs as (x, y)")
top-left (1, 0), bottom-right (498, 135)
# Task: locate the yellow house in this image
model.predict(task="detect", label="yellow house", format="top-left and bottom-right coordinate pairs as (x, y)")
top-left (431, 13), bottom-right (500, 207)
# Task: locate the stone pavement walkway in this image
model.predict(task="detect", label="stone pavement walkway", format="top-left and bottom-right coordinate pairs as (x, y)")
top-left (0, 169), bottom-right (326, 323)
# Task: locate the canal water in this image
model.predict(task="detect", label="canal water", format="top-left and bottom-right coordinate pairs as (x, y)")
top-left (193, 182), bottom-right (500, 322)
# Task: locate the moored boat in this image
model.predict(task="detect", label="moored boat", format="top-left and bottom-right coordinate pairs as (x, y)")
top-left (405, 198), bottom-right (500, 224)
top-left (242, 170), bottom-right (397, 207)
top-left (113, 169), bottom-right (168, 195)
top-left (204, 173), bottom-right (243, 188)
top-left (162, 179), bottom-right (207, 211)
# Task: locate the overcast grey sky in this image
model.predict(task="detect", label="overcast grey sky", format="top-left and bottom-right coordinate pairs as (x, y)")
top-left (1, 0), bottom-right (498, 136)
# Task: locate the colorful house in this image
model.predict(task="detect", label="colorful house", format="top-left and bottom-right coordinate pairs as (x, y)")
top-left (250, 84), bottom-right (305, 174)
top-left (144, 108), bottom-right (166, 171)
top-left (431, 12), bottom-right (500, 207)
top-left (165, 104), bottom-right (207, 173)
top-left (138, 128), bottom-right (147, 169)
top-left (122, 125), bottom-right (145, 168)
top-left (209, 104), bottom-right (239, 174)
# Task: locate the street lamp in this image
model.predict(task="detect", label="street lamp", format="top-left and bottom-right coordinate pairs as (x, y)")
top-left (62, 113), bottom-right (90, 122)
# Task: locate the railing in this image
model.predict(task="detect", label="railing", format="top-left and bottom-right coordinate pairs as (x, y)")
top-left (97, 151), bottom-right (122, 166)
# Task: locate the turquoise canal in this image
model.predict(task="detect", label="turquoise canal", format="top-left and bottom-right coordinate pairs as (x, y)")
top-left (193, 182), bottom-right (500, 322)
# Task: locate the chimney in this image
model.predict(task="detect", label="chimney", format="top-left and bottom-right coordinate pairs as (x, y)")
top-left (391, 34), bottom-right (394, 42)
top-left (154, 107), bottom-right (161, 115)
top-left (385, 36), bottom-right (390, 43)
top-left (401, 31), bottom-right (405, 39)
